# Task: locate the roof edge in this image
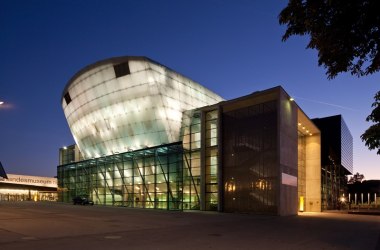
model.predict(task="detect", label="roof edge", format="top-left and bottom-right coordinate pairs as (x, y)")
top-left (61, 56), bottom-right (158, 100)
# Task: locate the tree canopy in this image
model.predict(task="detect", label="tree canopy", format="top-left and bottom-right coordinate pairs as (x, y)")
top-left (279, 0), bottom-right (380, 154)
top-left (348, 172), bottom-right (365, 184)
top-left (361, 92), bottom-right (380, 154)
top-left (279, 0), bottom-right (380, 79)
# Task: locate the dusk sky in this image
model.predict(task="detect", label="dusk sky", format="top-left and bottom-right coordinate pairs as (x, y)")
top-left (1, 0), bottom-right (379, 179)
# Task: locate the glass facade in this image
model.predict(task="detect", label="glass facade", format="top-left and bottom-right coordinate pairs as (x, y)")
top-left (181, 109), bottom-right (219, 211)
top-left (59, 144), bottom-right (83, 165)
top-left (321, 158), bottom-right (347, 210)
top-left (58, 64), bottom-right (327, 215)
top-left (182, 111), bottom-right (202, 210)
top-left (58, 143), bottom-right (202, 210)
top-left (341, 118), bottom-right (353, 174)
top-left (62, 57), bottom-right (223, 160)
top-left (222, 101), bottom-right (278, 214)
top-left (60, 147), bottom-right (75, 165)
top-left (313, 115), bottom-right (353, 210)
top-left (205, 110), bottom-right (219, 211)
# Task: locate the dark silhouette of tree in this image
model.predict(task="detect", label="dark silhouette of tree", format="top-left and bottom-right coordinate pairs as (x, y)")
top-left (361, 92), bottom-right (380, 154)
top-left (348, 172), bottom-right (365, 184)
top-left (279, 0), bottom-right (380, 154)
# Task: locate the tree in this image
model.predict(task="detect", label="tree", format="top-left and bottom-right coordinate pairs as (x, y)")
top-left (279, 0), bottom-right (380, 78)
top-left (279, 0), bottom-right (380, 154)
top-left (361, 92), bottom-right (380, 154)
top-left (347, 172), bottom-right (365, 184)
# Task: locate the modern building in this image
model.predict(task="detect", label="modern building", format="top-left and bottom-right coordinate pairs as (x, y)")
top-left (312, 115), bottom-right (353, 209)
top-left (0, 162), bottom-right (58, 201)
top-left (59, 144), bottom-right (83, 165)
top-left (58, 56), bottom-right (324, 215)
top-left (61, 56), bottom-right (223, 159)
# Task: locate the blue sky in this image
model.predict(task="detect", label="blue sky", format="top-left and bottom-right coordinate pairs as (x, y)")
top-left (0, 0), bottom-right (379, 179)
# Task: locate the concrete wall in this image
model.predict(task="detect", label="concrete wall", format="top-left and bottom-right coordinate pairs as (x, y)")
top-left (305, 134), bottom-right (321, 212)
top-left (278, 89), bottom-right (298, 216)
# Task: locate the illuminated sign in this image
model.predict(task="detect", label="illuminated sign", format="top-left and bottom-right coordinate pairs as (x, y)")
top-left (0, 174), bottom-right (57, 188)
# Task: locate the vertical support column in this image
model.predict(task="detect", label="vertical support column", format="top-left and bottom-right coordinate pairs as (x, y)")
top-left (154, 152), bottom-right (158, 209)
top-left (375, 193), bottom-right (377, 208)
top-left (217, 105), bottom-right (224, 212)
top-left (200, 111), bottom-right (206, 211)
top-left (305, 134), bottom-right (321, 212)
top-left (368, 193), bottom-right (370, 205)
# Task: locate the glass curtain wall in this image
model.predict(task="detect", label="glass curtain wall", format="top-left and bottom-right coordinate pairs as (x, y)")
top-left (181, 110), bottom-right (201, 210)
top-left (205, 110), bottom-right (219, 211)
top-left (222, 101), bottom-right (278, 214)
top-left (181, 109), bottom-right (219, 211)
top-left (321, 156), bottom-right (342, 210)
top-left (59, 145), bottom-right (75, 165)
top-left (58, 143), bottom-right (197, 210)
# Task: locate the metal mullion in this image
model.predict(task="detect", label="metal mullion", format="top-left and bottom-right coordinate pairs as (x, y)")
top-left (93, 163), bottom-right (101, 204)
top-left (154, 153), bottom-right (158, 209)
top-left (132, 156), bottom-right (135, 208)
top-left (110, 159), bottom-right (115, 205)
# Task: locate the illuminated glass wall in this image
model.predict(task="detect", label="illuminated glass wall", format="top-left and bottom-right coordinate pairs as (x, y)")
top-left (58, 143), bottom-right (200, 210)
top-left (181, 111), bottom-right (202, 210)
top-left (61, 57), bottom-right (223, 160)
top-left (181, 108), bottom-right (220, 211)
top-left (204, 110), bottom-right (219, 211)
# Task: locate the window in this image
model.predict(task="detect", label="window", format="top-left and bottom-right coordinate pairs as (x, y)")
top-left (114, 62), bottom-right (130, 78)
top-left (64, 92), bottom-right (72, 105)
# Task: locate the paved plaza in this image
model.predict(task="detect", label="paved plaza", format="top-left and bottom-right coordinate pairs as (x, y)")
top-left (0, 202), bottom-right (379, 249)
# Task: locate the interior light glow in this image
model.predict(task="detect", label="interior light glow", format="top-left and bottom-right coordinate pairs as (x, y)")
top-left (298, 123), bottom-right (301, 126)
top-left (299, 196), bottom-right (304, 212)
top-left (62, 59), bottom-right (224, 159)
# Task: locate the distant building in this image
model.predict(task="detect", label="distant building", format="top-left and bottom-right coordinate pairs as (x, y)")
top-left (0, 167), bottom-right (57, 202)
top-left (59, 144), bottom-right (83, 165)
top-left (312, 115), bottom-right (353, 210)
top-left (347, 180), bottom-right (380, 205)
top-left (57, 56), bottom-right (338, 215)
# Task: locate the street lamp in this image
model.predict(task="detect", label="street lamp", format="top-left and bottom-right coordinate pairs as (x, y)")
top-left (0, 101), bottom-right (4, 105)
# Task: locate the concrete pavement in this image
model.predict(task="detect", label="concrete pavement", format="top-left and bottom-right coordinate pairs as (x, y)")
top-left (0, 201), bottom-right (379, 249)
